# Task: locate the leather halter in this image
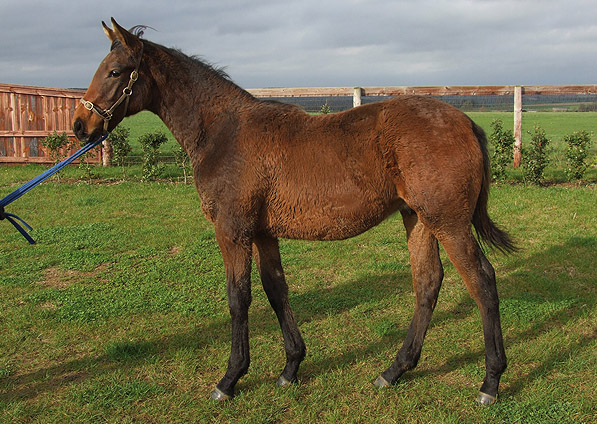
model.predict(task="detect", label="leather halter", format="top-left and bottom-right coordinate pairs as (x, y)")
top-left (80, 44), bottom-right (143, 133)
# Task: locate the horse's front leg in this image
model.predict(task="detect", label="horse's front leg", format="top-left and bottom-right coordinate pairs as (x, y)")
top-left (211, 229), bottom-right (253, 401)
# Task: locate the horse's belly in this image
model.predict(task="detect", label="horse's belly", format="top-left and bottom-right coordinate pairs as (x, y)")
top-left (264, 194), bottom-right (404, 241)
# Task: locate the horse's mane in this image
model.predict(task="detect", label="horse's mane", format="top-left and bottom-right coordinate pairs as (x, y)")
top-left (129, 25), bottom-right (153, 38)
top-left (124, 25), bottom-right (232, 82)
top-left (119, 24), bottom-right (295, 109)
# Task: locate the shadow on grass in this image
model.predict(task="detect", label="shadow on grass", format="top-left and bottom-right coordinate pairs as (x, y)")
top-left (410, 236), bottom-right (595, 396)
top-left (1, 236), bottom-right (594, 403)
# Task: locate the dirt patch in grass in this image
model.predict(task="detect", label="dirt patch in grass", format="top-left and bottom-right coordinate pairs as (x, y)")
top-left (40, 264), bottom-right (109, 289)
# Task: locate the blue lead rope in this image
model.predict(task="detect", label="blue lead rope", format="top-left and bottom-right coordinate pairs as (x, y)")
top-left (0, 133), bottom-right (109, 244)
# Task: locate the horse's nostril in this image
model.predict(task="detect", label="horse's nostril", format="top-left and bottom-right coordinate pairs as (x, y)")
top-left (73, 118), bottom-right (85, 139)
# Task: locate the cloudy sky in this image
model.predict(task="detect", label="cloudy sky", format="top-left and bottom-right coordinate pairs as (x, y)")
top-left (1, 0), bottom-right (596, 90)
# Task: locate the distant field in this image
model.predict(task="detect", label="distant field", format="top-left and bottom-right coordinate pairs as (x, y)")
top-left (118, 109), bottom-right (597, 182)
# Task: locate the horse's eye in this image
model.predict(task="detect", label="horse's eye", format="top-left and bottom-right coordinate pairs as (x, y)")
top-left (109, 70), bottom-right (122, 78)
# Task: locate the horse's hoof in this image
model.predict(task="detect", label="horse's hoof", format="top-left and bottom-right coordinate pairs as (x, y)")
top-left (373, 375), bottom-right (391, 389)
top-left (276, 375), bottom-right (294, 387)
top-left (476, 391), bottom-right (498, 405)
top-left (210, 387), bottom-right (232, 402)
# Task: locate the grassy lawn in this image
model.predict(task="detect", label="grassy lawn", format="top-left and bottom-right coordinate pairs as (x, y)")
top-left (0, 178), bottom-right (595, 423)
top-left (0, 108), bottom-right (595, 422)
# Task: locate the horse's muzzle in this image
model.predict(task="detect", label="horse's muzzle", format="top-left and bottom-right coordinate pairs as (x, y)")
top-left (73, 118), bottom-right (87, 141)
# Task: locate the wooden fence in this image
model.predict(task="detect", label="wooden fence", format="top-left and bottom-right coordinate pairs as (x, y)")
top-left (1, 82), bottom-right (595, 166)
top-left (0, 83), bottom-right (101, 164)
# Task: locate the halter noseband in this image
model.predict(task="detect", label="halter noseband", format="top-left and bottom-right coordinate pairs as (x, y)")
top-left (80, 45), bottom-right (143, 134)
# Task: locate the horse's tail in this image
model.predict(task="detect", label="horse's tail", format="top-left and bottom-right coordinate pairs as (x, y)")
top-left (471, 122), bottom-right (518, 254)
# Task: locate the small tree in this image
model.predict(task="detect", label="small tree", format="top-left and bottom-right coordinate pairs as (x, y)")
top-left (522, 124), bottom-right (551, 185)
top-left (173, 146), bottom-right (192, 184)
top-left (564, 130), bottom-right (592, 181)
top-left (40, 131), bottom-right (71, 181)
top-left (139, 131), bottom-right (168, 181)
top-left (78, 148), bottom-right (99, 182)
top-left (489, 119), bottom-right (515, 182)
top-left (109, 125), bottom-right (132, 178)
top-left (320, 100), bottom-right (332, 114)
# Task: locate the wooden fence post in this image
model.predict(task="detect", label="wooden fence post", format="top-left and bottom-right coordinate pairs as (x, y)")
top-left (102, 139), bottom-right (112, 166)
top-left (353, 87), bottom-right (362, 108)
top-left (513, 86), bottom-right (522, 168)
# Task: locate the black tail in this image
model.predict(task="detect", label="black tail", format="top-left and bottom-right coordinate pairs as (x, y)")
top-left (471, 123), bottom-right (518, 254)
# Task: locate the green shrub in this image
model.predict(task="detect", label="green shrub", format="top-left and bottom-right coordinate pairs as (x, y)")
top-left (139, 131), bottom-right (168, 181)
top-left (489, 119), bottom-right (515, 182)
top-left (523, 124), bottom-right (551, 185)
top-left (564, 130), bottom-right (592, 181)
top-left (320, 101), bottom-right (332, 114)
top-left (41, 131), bottom-right (71, 164)
top-left (109, 125), bottom-right (132, 178)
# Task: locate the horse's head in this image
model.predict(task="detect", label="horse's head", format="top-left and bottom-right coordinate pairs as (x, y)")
top-left (73, 18), bottom-right (146, 143)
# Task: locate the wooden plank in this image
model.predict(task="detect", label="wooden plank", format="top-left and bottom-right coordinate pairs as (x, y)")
top-left (0, 130), bottom-right (76, 137)
top-left (247, 84), bottom-right (597, 98)
top-left (247, 87), bottom-right (352, 98)
top-left (521, 85), bottom-right (597, 95)
top-left (247, 85), bottom-right (521, 98)
top-left (0, 83), bottom-right (84, 99)
top-left (10, 92), bottom-right (18, 158)
top-left (361, 85), bottom-right (518, 96)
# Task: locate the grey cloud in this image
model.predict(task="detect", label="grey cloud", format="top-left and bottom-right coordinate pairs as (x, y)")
top-left (1, 0), bottom-right (596, 89)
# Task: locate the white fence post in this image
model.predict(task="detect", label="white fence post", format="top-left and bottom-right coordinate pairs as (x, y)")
top-left (353, 87), bottom-right (362, 108)
top-left (513, 86), bottom-right (522, 168)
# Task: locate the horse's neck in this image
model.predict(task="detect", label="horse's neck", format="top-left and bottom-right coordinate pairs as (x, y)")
top-left (147, 47), bottom-right (251, 154)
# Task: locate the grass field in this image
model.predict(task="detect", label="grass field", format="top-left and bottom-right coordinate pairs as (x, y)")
top-left (0, 109), bottom-right (596, 423)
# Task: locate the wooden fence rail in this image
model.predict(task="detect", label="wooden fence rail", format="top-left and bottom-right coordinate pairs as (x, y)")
top-left (248, 84), bottom-right (597, 168)
top-left (2, 83), bottom-right (595, 166)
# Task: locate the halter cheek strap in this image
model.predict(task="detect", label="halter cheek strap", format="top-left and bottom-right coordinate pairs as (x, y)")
top-left (81, 45), bottom-right (143, 134)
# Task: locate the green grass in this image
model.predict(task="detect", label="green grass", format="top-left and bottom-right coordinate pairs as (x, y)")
top-left (0, 173), bottom-right (595, 422)
top-left (0, 109), bottom-right (595, 422)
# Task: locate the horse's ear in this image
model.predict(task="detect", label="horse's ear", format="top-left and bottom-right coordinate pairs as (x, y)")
top-left (102, 21), bottom-right (116, 43)
top-left (103, 18), bottom-right (141, 51)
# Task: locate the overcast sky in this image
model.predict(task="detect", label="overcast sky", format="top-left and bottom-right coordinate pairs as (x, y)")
top-left (1, 0), bottom-right (596, 90)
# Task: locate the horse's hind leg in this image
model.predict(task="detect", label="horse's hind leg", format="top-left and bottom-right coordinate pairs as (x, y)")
top-left (211, 230), bottom-right (253, 401)
top-left (375, 210), bottom-right (444, 388)
top-left (253, 235), bottom-right (306, 386)
top-left (437, 227), bottom-right (506, 405)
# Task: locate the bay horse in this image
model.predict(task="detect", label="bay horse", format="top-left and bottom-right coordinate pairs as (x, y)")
top-left (73, 18), bottom-right (516, 405)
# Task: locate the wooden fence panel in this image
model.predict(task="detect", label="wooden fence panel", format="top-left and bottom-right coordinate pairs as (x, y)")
top-left (0, 84), bottom-right (100, 164)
